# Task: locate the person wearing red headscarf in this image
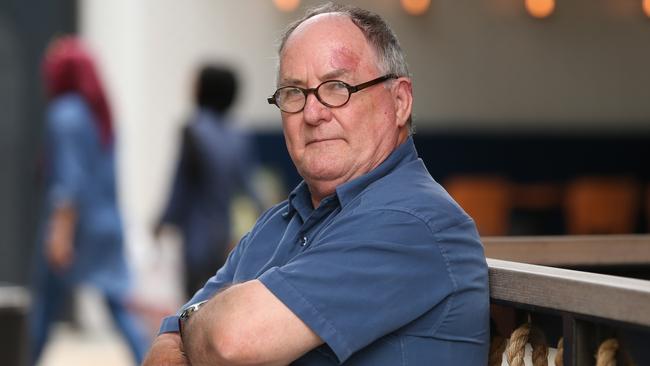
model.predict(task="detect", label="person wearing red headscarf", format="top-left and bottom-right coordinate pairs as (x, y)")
top-left (30, 36), bottom-right (148, 365)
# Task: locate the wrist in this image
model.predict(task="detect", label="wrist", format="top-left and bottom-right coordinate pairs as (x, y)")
top-left (178, 300), bottom-right (209, 341)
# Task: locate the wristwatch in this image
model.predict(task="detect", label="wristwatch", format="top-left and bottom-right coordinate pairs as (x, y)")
top-left (178, 299), bottom-right (209, 339)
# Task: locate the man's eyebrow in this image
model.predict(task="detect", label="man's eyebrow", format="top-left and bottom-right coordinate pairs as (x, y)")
top-left (322, 69), bottom-right (350, 81)
top-left (278, 77), bottom-right (303, 87)
top-left (278, 69), bottom-right (351, 88)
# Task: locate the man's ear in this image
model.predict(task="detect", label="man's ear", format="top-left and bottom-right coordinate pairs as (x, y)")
top-left (392, 77), bottom-right (413, 128)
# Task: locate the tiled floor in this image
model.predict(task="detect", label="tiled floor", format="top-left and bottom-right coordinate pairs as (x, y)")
top-left (39, 324), bottom-right (133, 366)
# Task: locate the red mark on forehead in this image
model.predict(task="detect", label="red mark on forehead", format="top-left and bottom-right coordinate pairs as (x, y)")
top-left (329, 46), bottom-right (360, 71)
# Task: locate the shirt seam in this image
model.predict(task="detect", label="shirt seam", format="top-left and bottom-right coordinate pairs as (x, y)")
top-left (324, 205), bottom-right (468, 339)
top-left (244, 203), bottom-right (289, 247)
top-left (400, 335), bottom-right (407, 366)
top-left (353, 207), bottom-right (467, 338)
top-left (429, 219), bottom-right (475, 337)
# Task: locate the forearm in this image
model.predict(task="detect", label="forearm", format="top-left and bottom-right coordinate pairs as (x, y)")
top-left (49, 202), bottom-right (77, 245)
top-left (182, 288), bottom-right (257, 366)
top-left (180, 281), bottom-right (319, 366)
top-left (46, 202), bottom-right (77, 270)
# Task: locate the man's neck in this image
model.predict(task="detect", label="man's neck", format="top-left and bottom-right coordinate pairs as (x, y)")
top-left (308, 182), bottom-right (337, 208)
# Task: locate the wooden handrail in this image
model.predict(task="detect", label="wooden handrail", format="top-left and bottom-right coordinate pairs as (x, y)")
top-left (484, 235), bottom-right (650, 266)
top-left (488, 258), bottom-right (650, 327)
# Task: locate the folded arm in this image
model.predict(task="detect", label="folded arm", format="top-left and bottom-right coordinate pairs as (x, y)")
top-left (182, 279), bottom-right (322, 366)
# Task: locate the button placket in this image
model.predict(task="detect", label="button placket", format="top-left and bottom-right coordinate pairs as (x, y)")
top-left (296, 197), bottom-right (338, 249)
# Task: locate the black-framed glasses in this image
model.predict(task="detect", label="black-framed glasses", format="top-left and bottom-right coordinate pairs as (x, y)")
top-left (267, 74), bottom-right (398, 113)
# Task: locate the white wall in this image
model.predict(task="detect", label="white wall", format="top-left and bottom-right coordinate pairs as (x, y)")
top-left (79, 0), bottom-right (650, 250)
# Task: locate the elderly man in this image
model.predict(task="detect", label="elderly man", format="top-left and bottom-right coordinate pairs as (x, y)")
top-left (143, 3), bottom-right (488, 365)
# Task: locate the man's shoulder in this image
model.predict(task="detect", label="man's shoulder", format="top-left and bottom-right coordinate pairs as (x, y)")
top-left (364, 161), bottom-right (467, 220)
top-left (252, 199), bottom-right (290, 228)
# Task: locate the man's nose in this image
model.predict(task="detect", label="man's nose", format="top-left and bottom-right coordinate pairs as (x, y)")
top-left (302, 92), bottom-right (330, 125)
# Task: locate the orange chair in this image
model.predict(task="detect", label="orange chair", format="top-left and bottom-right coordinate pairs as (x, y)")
top-left (444, 176), bottom-right (512, 236)
top-left (564, 177), bottom-right (640, 235)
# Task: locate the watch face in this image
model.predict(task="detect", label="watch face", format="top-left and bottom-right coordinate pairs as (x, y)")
top-left (179, 300), bottom-right (209, 340)
top-left (180, 300), bottom-right (209, 322)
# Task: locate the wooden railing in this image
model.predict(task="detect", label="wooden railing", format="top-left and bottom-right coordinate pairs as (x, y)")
top-left (2, 237), bottom-right (649, 365)
top-left (484, 234), bottom-right (650, 267)
top-left (486, 235), bottom-right (650, 365)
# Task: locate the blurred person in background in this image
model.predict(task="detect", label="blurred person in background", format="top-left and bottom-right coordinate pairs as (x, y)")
top-left (154, 64), bottom-right (264, 300)
top-left (29, 36), bottom-right (148, 365)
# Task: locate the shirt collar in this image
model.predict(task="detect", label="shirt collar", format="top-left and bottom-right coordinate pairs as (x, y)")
top-left (286, 136), bottom-right (418, 216)
top-left (286, 181), bottom-right (313, 220)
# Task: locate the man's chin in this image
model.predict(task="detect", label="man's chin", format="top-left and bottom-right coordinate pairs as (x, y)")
top-left (301, 164), bottom-right (346, 183)
top-left (304, 170), bottom-right (341, 182)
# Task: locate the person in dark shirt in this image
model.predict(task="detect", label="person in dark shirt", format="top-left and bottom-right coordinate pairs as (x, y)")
top-left (155, 65), bottom-right (264, 299)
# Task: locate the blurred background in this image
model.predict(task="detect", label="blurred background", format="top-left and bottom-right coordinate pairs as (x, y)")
top-left (1, 0), bottom-right (649, 365)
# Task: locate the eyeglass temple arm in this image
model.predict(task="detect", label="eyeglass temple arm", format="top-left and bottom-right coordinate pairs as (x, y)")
top-left (349, 74), bottom-right (398, 93)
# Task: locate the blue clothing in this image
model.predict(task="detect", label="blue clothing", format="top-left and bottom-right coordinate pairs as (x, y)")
top-left (31, 93), bottom-right (147, 365)
top-left (39, 93), bottom-right (129, 295)
top-left (160, 137), bottom-right (489, 365)
top-left (160, 109), bottom-right (262, 293)
top-left (30, 268), bottom-right (147, 365)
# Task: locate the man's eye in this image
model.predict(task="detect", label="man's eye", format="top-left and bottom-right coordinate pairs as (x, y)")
top-left (283, 88), bottom-right (303, 97)
top-left (327, 81), bottom-right (347, 90)
top-left (279, 88), bottom-right (303, 101)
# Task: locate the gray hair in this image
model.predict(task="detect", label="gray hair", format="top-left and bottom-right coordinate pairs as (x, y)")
top-left (278, 2), bottom-right (410, 78)
top-left (277, 2), bottom-right (414, 131)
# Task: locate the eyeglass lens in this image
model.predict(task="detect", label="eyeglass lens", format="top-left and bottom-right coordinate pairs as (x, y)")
top-left (277, 80), bottom-right (350, 113)
top-left (270, 74), bottom-right (397, 113)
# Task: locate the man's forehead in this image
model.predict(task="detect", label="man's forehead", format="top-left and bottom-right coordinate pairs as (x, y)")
top-left (278, 45), bottom-right (365, 86)
top-left (330, 46), bottom-right (361, 72)
top-left (279, 14), bottom-right (374, 84)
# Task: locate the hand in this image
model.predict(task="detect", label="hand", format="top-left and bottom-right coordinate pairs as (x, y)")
top-left (142, 333), bottom-right (189, 366)
top-left (46, 232), bottom-right (74, 272)
top-left (45, 205), bottom-right (76, 272)
top-left (45, 203), bottom-right (77, 272)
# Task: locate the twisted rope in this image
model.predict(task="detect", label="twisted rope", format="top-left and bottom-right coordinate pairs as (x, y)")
top-left (505, 323), bottom-right (549, 366)
top-left (529, 324), bottom-right (549, 366)
top-left (506, 323), bottom-right (530, 366)
top-left (554, 337), bottom-right (564, 366)
top-left (595, 338), bottom-right (618, 366)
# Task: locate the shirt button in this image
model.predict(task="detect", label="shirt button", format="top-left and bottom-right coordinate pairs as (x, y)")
top-left (300, 236), bottom-right (308, 246)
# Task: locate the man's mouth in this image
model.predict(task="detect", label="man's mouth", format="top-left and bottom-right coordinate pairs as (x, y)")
top-left (307, 138), bottom-right (340, 146)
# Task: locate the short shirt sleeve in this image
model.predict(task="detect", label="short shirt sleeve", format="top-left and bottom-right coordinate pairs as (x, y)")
top-left (46, 105), bottom-right (87, 207)
top-left (258, 208), bottom-right (458, 363)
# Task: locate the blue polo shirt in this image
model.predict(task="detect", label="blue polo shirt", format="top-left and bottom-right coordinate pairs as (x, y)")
top-left (159, 137), bottom-right (489, 365)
